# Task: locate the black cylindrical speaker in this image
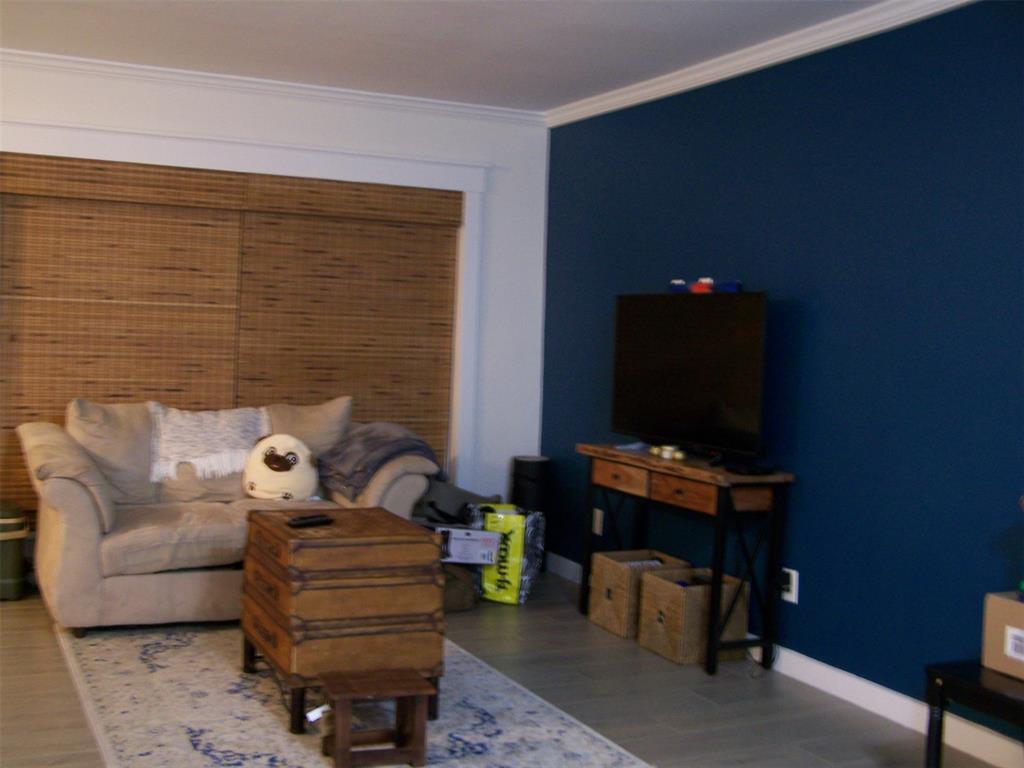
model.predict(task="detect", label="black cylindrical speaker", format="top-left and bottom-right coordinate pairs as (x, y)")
top-left (510, 455), bottom-right (550, 512)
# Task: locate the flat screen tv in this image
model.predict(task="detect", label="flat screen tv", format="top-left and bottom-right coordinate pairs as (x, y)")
top-left (612, 293), bottom-right (767, 458)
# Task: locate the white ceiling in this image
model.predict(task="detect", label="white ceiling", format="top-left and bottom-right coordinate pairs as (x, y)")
top-left (0, 0), bottom-right (905, 113)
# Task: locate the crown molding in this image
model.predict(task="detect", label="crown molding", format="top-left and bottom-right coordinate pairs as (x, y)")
top-left (0, 48), bottom-right (547, 129)
top-left (545, 0), bottom-right (975, 127)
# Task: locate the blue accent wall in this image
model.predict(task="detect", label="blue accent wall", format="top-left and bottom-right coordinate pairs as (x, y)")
top-left (543, 0), bottom-right (1024, 703)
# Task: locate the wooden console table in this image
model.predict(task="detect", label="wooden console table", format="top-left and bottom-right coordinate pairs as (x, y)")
top-left (576, 444), bottom-right (794, 674)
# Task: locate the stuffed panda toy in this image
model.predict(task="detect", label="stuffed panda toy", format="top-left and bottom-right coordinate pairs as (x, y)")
top-left (243, 434), bottom-right (319, 501)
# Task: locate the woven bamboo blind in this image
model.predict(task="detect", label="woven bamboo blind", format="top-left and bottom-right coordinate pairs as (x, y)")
top-left (238, 212), bottom-right (457, 454)
top-left (0, 152), bottom-right (462, 511)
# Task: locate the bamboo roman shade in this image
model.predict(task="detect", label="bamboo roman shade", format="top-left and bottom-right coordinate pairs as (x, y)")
top-left (0, 153), bottom-right (462, 510)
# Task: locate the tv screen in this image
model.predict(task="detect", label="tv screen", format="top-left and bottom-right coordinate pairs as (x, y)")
top-left (612, 293), bottom-right (766, 457)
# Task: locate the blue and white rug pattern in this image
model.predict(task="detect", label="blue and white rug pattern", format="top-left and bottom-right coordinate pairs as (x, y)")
top-left (57, 624), bottom-right (650, 768)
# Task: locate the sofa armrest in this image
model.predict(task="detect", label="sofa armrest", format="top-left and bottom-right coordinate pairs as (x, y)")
top-left (17, 422), bottom-right (119, 628)
top-left (33, 480), bottom-right (107, 628)
top-left (16, 422), bottom-right (117, 533)
top-left (328, 454), bottom-right (438, 520)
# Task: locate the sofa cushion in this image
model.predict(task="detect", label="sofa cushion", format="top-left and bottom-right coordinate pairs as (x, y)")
top-left (158, 464), bottom-right (246, 504)
top-left (100, 502), bottom-right (249, 577)
top-left (157, 396), bottom-right (350, 501)
top-left (65, 396), bottom-right (351, 506)
top-left (227, 497), bottom-right (339, 516)
top-left (65, 399), bottom-right (157, 505)
top-left (266, 395), bottom-right (352, 457)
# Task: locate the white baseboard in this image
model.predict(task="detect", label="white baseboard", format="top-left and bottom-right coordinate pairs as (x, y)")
top-left (771, 646), bottom-right (1023, 768)
top-left (546, 551), bottom-right (582, 584)
top-left (550, 555), bottom-right (1022, 768)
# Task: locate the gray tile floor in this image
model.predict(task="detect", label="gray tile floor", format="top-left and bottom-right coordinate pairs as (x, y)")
top-left (0, 575), bottom-right (1000, 767)
top-left (0, 591), bottom-right (105, 767)
top-left (445, 575), bottom-right (997, 768)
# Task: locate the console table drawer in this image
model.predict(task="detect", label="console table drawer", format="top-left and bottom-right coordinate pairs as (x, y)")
top-left (650, 473), bottom-right (717, 515)
top-left (592, 459), bottom-right (648, 496)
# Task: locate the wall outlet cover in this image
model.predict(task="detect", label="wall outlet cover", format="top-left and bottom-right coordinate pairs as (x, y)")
top-left (782, 567), bottom-right (799, 604)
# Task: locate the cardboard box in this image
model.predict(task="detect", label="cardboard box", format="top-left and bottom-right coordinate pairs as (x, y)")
top-left (982, 591), bottom-right (1024, 680)
top-left (435, 526), bottom-right (501, 565)
top-left (637, 567), bottom-right (748, 665)
top-left (587, 549), bottom-right (688, 638)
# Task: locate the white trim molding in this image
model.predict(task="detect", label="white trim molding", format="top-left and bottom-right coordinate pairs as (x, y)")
top-left (0, 40), bottom-right (503, 192)
top-left (546, 552), bottom-right (583, 585)
top-left (447, 189), bottom-right (486, 485)
top-left (545, 0), bottom-right (976, 127)
top-left (0, 119), bottom-right (488, 193)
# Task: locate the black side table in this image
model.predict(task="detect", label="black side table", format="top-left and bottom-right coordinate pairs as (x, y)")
top-left (925, 660), bottom-right (1024, 768)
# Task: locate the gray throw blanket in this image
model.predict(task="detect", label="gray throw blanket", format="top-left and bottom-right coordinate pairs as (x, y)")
top-left (319, 422), bottom-right (439, 500)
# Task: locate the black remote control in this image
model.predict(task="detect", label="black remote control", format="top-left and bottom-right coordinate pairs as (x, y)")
top-left (286, 513), bottom-right (333, 528)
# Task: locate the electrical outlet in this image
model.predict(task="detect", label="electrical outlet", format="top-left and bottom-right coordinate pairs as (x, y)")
top-left (781, 567), bottom-right (799, 604)
top-left (592, 508), bottom-right (604, 536)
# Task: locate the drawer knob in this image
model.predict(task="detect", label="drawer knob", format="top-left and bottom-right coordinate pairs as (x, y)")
top-left (605, 587), bottom-right (613, 600)
top-left (657, 610), bottom-right (666, 624)
top-left (674, 488), bottom-right (686, 496)
top-left (611, 473), bottom-right (621, 480)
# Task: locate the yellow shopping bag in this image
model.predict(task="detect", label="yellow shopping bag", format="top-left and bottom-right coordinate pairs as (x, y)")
top-left (481, 505), bottom-right (525, 605)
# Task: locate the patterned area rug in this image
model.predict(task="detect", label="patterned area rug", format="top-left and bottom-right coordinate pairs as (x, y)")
top-left (56, 623), bottom-right (650, 768)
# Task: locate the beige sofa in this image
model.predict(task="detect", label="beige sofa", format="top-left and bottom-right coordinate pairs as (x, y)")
top-left (16, 396), bottom-right (439, 633)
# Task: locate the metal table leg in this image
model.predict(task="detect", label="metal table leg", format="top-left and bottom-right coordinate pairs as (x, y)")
top-left (290, 686), bottom-right (306, 734)
top-left (705, 488), bottom-right (730, 675)
top-left (761, 487), bottom-right (787, 668)
top-left (925, 671), bottom-right (945, 768)
top-left (578, 473), bottom-right (595, 613)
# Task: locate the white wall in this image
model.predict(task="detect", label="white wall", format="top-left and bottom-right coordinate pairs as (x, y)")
top-left (0, 51), bottom-right (550, 496)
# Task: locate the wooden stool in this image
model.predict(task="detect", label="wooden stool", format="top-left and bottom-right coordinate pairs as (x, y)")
top-left (319, 669), bottom-right (436, 768)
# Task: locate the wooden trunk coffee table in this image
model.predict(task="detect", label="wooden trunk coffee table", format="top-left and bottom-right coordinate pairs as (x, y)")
top-left (240, 507), bottom-right (445, 733)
